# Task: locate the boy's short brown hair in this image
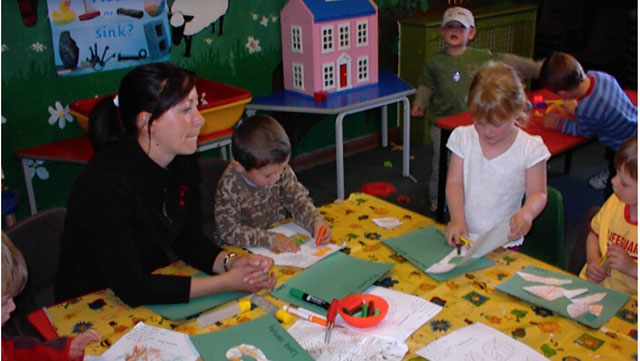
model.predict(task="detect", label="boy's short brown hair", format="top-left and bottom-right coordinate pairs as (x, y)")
top-left (614, 136), bottom-right (637, 181)
top-left (232, 114), bottom-right (291, 170)
top-left (539, 51), bottom-right (586, 93)
top-left (2, 232), bottom-right (28, 298)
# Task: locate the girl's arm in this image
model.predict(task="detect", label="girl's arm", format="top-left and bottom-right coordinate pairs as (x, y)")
top-left (509, 161), bottom-right (548, 240)
top-left (445, 153), bottom-right (468, 246)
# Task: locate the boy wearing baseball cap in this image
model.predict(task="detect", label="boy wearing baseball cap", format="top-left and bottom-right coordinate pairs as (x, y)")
top-left (411, 6), bottom-right (541, 213)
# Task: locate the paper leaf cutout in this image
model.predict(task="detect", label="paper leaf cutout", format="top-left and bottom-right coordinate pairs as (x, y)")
top-left (517, 271), bottom-right (572, 286)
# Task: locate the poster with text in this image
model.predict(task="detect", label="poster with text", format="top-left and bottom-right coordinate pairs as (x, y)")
top-left (46, 0), bottom-right (171, 76)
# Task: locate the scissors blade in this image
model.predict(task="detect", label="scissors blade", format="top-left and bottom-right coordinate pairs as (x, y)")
top-left (324, 299), bottom-right (339, 344)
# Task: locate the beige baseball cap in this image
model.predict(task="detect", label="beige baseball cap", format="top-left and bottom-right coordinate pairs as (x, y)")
top-left (441, 7), bottom-right (475, 28)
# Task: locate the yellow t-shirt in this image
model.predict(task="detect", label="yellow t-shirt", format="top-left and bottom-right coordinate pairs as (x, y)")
top-left (579, 194), bottom-right (637, 296)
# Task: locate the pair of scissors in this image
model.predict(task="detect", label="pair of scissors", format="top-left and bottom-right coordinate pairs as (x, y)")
top-left (325, 299), bottom-right (339, 344)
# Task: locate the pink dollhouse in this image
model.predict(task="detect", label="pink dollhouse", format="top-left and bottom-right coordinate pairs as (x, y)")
top-left (280, 0), bottom-right (379, 98)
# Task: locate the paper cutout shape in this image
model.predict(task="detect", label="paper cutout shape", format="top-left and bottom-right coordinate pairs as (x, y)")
top-left (571, 292), bottom-right (606, 304)
top-left (523, 285), bottom-right (566, 301)
top-left (567, 303), bottom-right (603, 318)
top-left (225, 344), bottom-right (271, 361)
top-left (516, 271), bottom-right (573, 285)
top-left (372, 217), bottom-right (403, 229)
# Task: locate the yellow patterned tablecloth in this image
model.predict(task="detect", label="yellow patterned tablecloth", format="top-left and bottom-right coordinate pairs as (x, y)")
top-left (47, 193), bottom-right (637, 360)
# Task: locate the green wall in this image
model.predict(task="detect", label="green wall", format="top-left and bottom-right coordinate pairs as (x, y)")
top-left (0, 0), bottom-right (469, 221)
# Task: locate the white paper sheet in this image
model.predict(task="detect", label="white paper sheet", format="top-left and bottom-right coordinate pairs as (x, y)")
top-left (372, 217), bottom-right (403, 229)
top-left (426, 223), bottom-right (510, 274)
top-left (334, 286), bottom-right (442, 342)
top-left (86, 322), bottom-right (199, 361)
top-left (416, 322), bottom-right (547, 361)
top-left (287, 320), bottom-right (408, 361)
top-left (246, 222), bottom-right (343, 268)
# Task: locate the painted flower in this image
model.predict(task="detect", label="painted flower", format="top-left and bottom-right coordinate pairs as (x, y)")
top-left (28, 160), bottom-right (49, 180)
top-left (48, 101), bottom-right (74, 129)
top-left (260, 16), bottom-right (269, 27)
top-left (538, 321), bottom-right (561, 333)
top-left (245, 36), bottom-right (261, 54)
top-left (430, 319), bottom-right (451, 332)
top-left (31, 42), bottom-right (45, 52)
top-left (271, 15), bottom-right (278, 23)
top-left (204, 37), bottom-right (214, 45)
top-left (617, 309), bottom-right (637, 323)
top-left (2, 44), bottom-right (7, 52)
top-left (72, 321), bottom-right (93, 334)
top-left (2, 116), bottom-right (6, 124)
top-left (251, 12), bottom-right (259, 20)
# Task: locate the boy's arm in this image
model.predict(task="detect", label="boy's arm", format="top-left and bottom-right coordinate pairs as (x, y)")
top-left (412, 85), bottom-right (433, 116)
top-left (501, 53), bottom-right (542, 80)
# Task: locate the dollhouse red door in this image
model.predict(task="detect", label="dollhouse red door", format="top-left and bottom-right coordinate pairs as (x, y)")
top-left (339, 64), bottom-right (347, 88)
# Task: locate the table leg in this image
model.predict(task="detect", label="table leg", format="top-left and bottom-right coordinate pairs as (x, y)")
top-left (21, 158), bottom-right (37, 215)
top-left (401, 97), bottom-right (410, 177)
top-left (336, 113), bottom-right (346, 200)
top-left (436, 129), bottom-right (451, 223)
top-left (381, 106), bottom-right (388, 147)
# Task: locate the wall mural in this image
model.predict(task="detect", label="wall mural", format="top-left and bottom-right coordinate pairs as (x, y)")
top-left (2, 0), bottom-right (434, 220)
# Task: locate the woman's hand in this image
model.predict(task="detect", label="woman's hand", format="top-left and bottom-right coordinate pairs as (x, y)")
top-left (606, 244), bottom-right (637, 278)
top-left (270, 233), bottom-right (300, 253)
top-left (445, 219), bottom-right (468, 247)
top-left (508, 210), bottom-right (533, 241)
top-left (225, 265), bottom-right (276, 292)
top-left (314, 220), bottom-right (332, 245)
top-left (69, 329), bottom-right (101, 360)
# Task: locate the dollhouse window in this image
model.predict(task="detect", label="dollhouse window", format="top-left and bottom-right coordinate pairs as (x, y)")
top-left (356, 20), bottom-right (368, 47)
top-left (291, 25), bottom-right (303, 53)
top-left (292, 63), bottom-right (304, 90)
top-left (322, 26), bottom-right (334, 53)
top-left (357, 57), bottom-right (369, 82)
top-left (338, 23), bottom-right (350, 50)
top-left (322, 63), bottom-right (335, 90)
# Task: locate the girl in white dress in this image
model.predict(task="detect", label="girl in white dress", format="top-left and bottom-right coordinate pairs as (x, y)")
top-left (445, 62), bottom-right (551, 249)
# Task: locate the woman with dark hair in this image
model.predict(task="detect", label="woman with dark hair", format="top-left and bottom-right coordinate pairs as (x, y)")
top-left (55, 63), bottom-right (275, 306)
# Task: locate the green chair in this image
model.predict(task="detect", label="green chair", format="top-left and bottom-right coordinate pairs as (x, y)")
top-left (521, 186), bottom-right (565, 269)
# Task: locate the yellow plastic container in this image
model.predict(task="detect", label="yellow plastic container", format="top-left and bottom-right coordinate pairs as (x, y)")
top-left (69, 77), bottom-right (251, 136)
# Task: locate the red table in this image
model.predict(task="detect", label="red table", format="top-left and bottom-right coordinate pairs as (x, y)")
top-left (433, 88), bottom-right (638, 222)
top-left (15, 129), bottom-right (234, 215)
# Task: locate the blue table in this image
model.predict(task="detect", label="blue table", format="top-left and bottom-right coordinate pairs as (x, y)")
top-left (246, 70), bottom-right (416, 199)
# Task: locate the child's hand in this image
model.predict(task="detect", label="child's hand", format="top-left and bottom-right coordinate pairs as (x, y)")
top-left (585, 259), bottom-right (610, 284)
top-left (411, 105), bottom-right (424, 118)
top-left (231, 254), bottom-right (274, 273)
top-left (314, 221), bottom-right (332, 245)
top-left (606, 244), bottom-right (637, 277)
top-left (69, 329), bottom-right (101, 360)
top-left (561, 99), bottom-right (578, 116)
top-left (508, 211), bottom-right (533, 241)
top-left (542, 113), bottom-right (561, 129)
top-left (270, 233), bottom-right (300, 253)
top-left (445, 219), bottom-right (468, 247)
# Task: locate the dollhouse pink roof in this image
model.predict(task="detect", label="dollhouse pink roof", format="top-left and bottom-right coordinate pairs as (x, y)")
top-left (301, 0), bottom-right (376, 22)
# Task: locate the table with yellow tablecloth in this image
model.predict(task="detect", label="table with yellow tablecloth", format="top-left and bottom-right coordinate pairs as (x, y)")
top-left (45, 193), bottom-right (637, 360)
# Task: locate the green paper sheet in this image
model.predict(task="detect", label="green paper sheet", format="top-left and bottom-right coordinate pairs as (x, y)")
top-left (496, 265), bottom-right (629, 329)
top-left (381, 225), bottom-right (495, 282)
top-left (145, 272), bottom-right (247, 320)
top-left (271, 252), bottom-right (394, 316)
top-left (190, 314), bottom-right (314, 361)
